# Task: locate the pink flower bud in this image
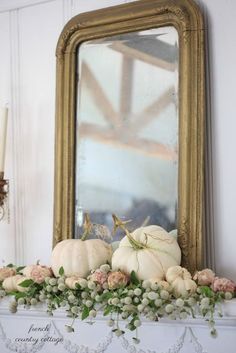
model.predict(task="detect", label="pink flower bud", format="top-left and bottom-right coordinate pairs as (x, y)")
top-left (211, 277), bottom-right (236, 293)
top-left (193, 268), bottom-right (215, 286)
top-left (107, 271), bottom-right (129, 289)
top-left (29, 265), bottom-right (53, 284)
top-left (88, 270), bottom-right (108, 285)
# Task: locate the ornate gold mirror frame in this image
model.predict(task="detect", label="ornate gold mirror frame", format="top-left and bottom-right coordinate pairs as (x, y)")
top-left (53, 0), bottom-right (205, 273)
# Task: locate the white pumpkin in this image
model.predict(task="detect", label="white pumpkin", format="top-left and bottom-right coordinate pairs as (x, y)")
top-left (149, 278), bottom-right (172, 292)
top-left (65, 276), bottom-right (81, 289)
top-left (2, 275), bottom-right (28, 293)
top-left (166, 266), bottom-right (197, 297)
top-left (112, 225), bottom-right (181, 280)
top-left (51, 239), bottom-right (112, 278)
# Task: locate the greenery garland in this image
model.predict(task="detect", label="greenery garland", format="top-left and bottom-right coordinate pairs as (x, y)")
top-left (0, 263), bottom-right (235, 344)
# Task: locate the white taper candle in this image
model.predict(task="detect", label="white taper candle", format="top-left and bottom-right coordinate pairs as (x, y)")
top-left (0, 107), bottom-right (8, 174)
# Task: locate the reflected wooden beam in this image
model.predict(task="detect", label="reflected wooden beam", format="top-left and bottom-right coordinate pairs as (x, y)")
top-left (129, 86), bottom-right (175, 134)
top-left (79, 123), bottom-right (177, 161)
top-left (81, 62), bottom-right (120, 126)
top-left (120, 56), bottom-right (134, 117)
top-left (109, 42), bottom-right (176, 72)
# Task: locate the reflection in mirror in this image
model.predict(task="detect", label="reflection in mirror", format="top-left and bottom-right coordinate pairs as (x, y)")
top-left (75, 26), bottom-right (178, 240)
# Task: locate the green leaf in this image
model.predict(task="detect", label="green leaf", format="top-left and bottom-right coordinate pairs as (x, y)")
top-left (16, 266), bottom-right (25, 273)
top-left (18, 279), bottom-right (34, 288)
top-left (103, 306), bottom-right (112, 316)
top-left (132, 337), bottom-right (140, 344)
top-left (82, 306), bottom-right (89, 320)
top-left (200, 286), bottom-right (213, 297)
top-left (129, 325), bottom-right (136, 331)
top-left (190, 308), bottom-right (196, 318)
top-left (75, 283), bottom-right (81, 290)
top-left (59, 267), bottom-right (64, 276)
top-left (130, 316), bottom-right (138, 325)
top-left (101, 292), bottom-right (113, 301)
top-left (53, 297), bottom-right (61, 307)
top-left (6, 263), bottom-right (14, 268)
top-left (65, 325), bottom-right (74, 332)
top-left (14, 292), bottom-right (27, 299)
top-left (27, 285), bottom-right (40, 296)
top-left (8, 291), bottom-right (19, 296)
top-left (130, 271), bottom-right (140, 286)
top-left (210, 328), bottom-right (217, 338)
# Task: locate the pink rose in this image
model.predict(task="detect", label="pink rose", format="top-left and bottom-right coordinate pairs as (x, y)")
top-left (28, 266), bottom-right (53, 284)
top-left (107, 271), bottom-right (129, 289)
top-left (0, 267), bottom-right (16, 282)
top-left (193, 268), bottom-right (215, 286)
top-left (211, 277), bottom-right (236, 293)
top-left (88, 270), bottom-right (108, 285)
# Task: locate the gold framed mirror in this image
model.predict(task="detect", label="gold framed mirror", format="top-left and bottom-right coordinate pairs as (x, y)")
top-left (53, 0), bottom-right (206, 273)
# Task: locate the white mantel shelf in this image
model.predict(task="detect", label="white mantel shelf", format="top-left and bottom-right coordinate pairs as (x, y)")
top-left (0, 298), bottom-right (236, 326)
top-left (0, 298), bottom-right (236, 353)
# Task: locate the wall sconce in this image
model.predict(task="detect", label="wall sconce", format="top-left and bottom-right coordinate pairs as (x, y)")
top-left (0, 106), bottom-right (9, 221)
top-left (0, 172), bottom-right (9, 221)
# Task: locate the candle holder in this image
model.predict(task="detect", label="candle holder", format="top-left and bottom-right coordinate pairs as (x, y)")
top-left (0, 172), bottom-right (9, 221)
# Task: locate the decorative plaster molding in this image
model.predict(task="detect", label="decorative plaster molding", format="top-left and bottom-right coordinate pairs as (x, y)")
top-left (121, 328), bottom-right (186, 353)
top-left (53, 321), bottom-right (114, 353)
top-left (0, 321), bottom-right (50, 353)
top-left (120, 327), bottom-right (207, 353)
top-left (0, 320), bottom-right (208, 353)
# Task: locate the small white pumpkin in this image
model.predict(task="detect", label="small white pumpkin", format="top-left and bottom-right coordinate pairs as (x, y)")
top-left (0, 267), bottom-right (16, 282)
top-left (166, 266), bottom-right (197, 297)
top-left (112, 225), bottom-right (181, 280)
top-left (65, 276), bottom-right (81, 289)
top-left (149, 278), bottom-right (172, 292)
top-left (51, 239), bottom-right (112, 278)
top-left (2, 275), bottom-right (28, 293)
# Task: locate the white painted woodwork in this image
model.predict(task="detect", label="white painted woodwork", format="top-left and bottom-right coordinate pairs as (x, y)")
top-left (0, 298), bottom-right (236, 353)
top-left (0, 0), bottom-right (235, 305)
top-left (0, 10), bottom-right (16, 265)
top-left (203, 0), bottom-right (236, 284)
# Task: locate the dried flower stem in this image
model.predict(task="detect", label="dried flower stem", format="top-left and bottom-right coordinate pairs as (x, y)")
top-left (112, 214), bottom-right (146, 250)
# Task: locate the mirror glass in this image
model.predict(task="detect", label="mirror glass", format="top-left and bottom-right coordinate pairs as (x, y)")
top-left (75, 26), bottom-right (179, 240)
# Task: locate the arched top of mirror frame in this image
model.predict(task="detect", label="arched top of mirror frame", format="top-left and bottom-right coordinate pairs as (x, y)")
top-left (53, 0), bottom-right (206, 273)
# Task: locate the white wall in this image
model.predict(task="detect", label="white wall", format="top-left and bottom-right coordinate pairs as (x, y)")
top-left (0, 0), bottom-right (235, 280)
top-left (202, 0), bottom-right (236, 281)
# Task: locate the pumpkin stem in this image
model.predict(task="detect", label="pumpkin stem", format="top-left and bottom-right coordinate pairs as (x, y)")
top-left (141, 216), bottom-right (150, 227)
top-left (81, 213), bottom-right (92, 241)
top-left (112, 214), bottom-right (146, 250)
